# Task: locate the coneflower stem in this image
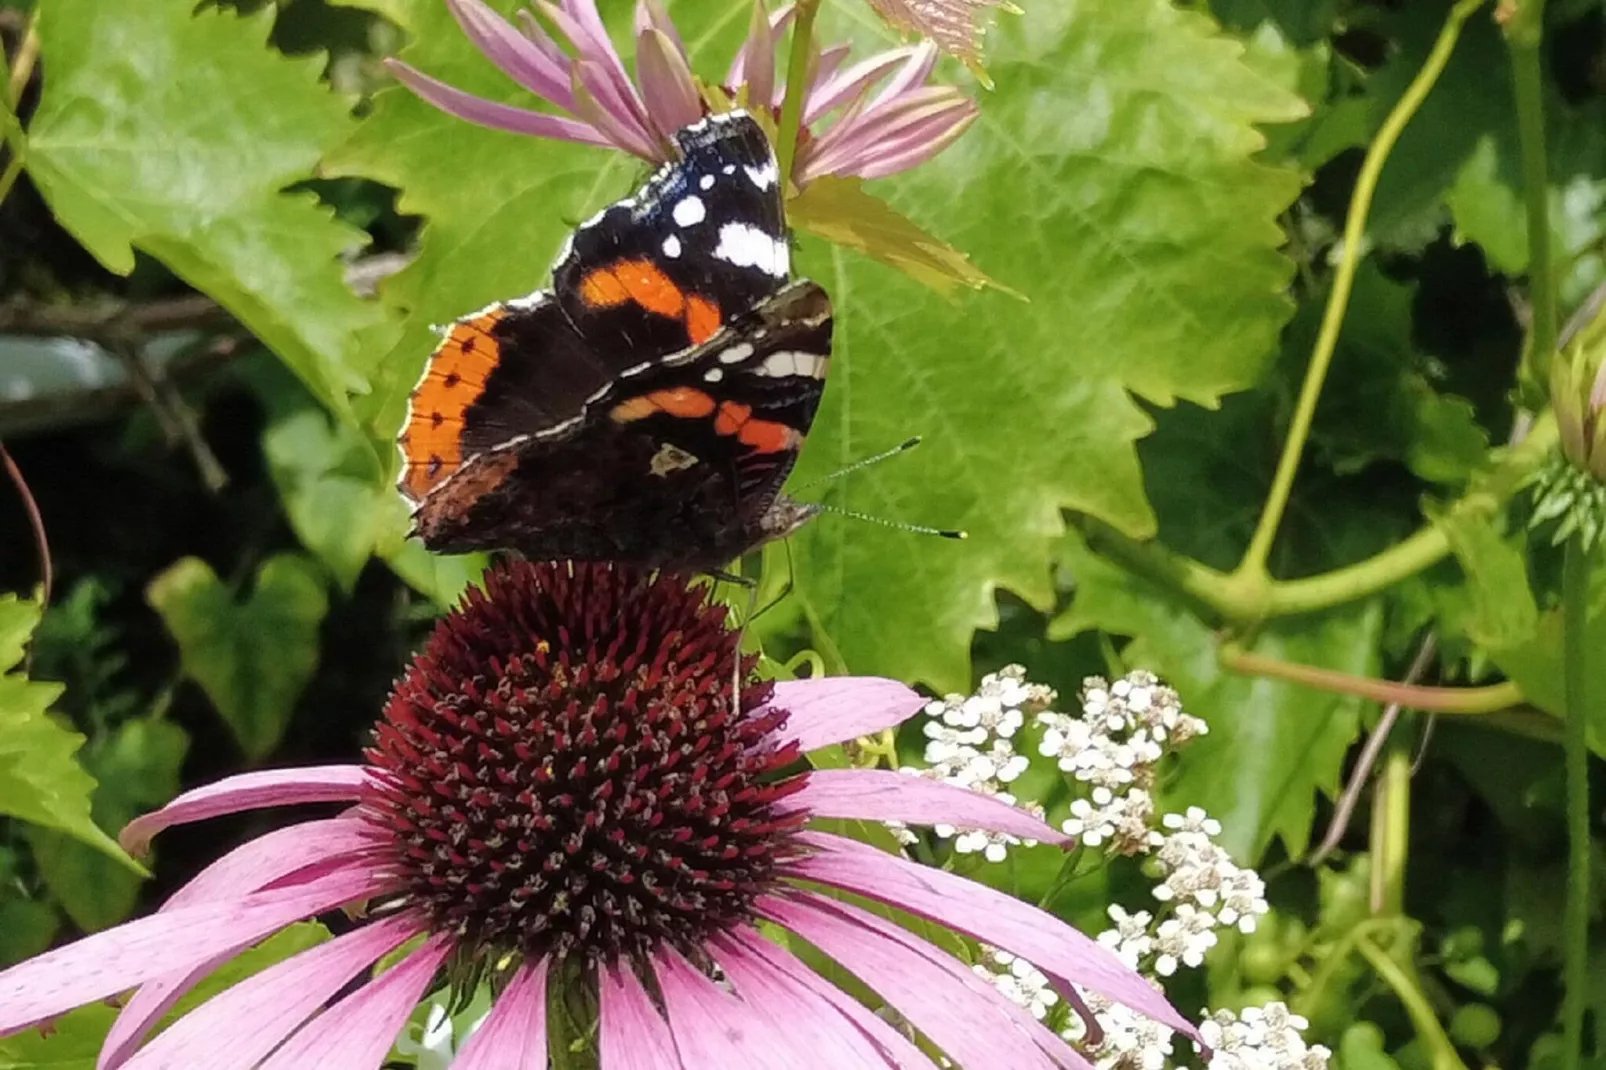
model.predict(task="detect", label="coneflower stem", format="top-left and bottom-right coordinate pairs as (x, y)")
top-left (1561, 533), bottom-right (1591, 1070)
top-left (775, 0), bottom-right (820, 185)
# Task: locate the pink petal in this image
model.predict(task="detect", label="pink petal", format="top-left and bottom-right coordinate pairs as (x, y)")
top-left (256, 933), bottom-right (452, 1070)
top-left (600, 960), bottom-right (685, 1069)
top-left (635, 27), bottom-right (702, 142)
top-left (0, 864), bottom-right (388, 1037)
top-left (728, 1), bottom-right (793, 90)
top-left (546, 0), bottom-right (650, 131)
top-left (447, 0), bottom-right (575, 109)
top-left (870, 40), bottom-right (938, 109)
top-left (453, 959), bottom-right (550, 1070)
top-left (120, 914), bottom-right (422, 1070)
top-left (731, 933), bottom-right (938, 1069)
top-left (787, 832), bottom-right (1195, 1037)
top-left (102, 818), bottom-right (383, 1069)
top-left (760, 894), bottom-right (1075, 1069)
top-left (120, 766), bottom-right (370, 857)
top-left (634, 0), bottom-right (686, 59)
top-left (804, 47), bottom-right (917, 124)
top-left (779, 768), bottom-right (1068, 845)
top-left (515, 8), bottom-right (572, 69)
top-left (710, 931), bottom-right (916, 1068)
top-left (807, 86), bottom-right (968, 178)
top-left (654, 948), bottom-right (812, 1069)
top-left (770, 678), bottom-right (923, 753)
top-left (842, 106), bottom-right (977, 180)
top-left (385, 60), bottom-right (611, 147)
top-left (571, 60), bottom-right (663, 160)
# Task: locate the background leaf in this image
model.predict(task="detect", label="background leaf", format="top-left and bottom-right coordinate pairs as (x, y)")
top-left (0, 596), bottom-right (139, 874)
top-left (23, 0), bottom-right (388, 416)
top-left (780, 0), bottom-right (1307, 688)
top-left (146, 555), bottom-right (330, 760)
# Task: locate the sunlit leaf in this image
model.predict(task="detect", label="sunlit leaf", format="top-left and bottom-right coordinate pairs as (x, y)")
top-left (24, 0), bottom-right (389, 418)
top-left (0, 596), bottom-right (141, 876)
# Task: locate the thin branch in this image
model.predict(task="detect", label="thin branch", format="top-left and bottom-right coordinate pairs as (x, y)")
top-left (1220, 643), bottom-right (1523, 715)
top-left (1310, 637), bottom-right (1439, 866)
top-left (1236, 0), bottom-right (1488, 579)
top-left (0, 440), bottom-right (52, 614)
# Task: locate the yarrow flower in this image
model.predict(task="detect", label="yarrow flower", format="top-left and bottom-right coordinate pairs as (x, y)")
top-left (0, 562), bottom-right (1190, 1069)
top-left (388, 0), bottom-right (978, 188)
top-left (1197, 1004), bottom-right (1332, 1070)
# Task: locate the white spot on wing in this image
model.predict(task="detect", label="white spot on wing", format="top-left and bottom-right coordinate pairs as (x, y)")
top-left (704, 367), bottom-right (725, 383)
top-left (662, 235), bottom-right (682, 258)
top-left (744, 160), bottom-right (779, 190)
top-left (722, 164), bottom-right (736, 175)
top-left (718, 343), bottom-right (755, 365)
top-left (699, 174), bottom-right (716, 191)
top-left (757, 350), bottom-right (828, 378)
top-left (673, 196), bottom-right (706, 227)
top-left (712, 223), bottom-right (789, 277)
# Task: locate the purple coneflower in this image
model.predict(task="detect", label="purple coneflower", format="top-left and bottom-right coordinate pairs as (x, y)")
top-left (387, 0), bottom-right (978, 187)
top-left (0, 561), bottom-right (1189, 1068)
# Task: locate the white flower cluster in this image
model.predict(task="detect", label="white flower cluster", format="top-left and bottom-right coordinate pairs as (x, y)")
top-left (951, 668), bottom-right (1320, 1070)
top-left (887, 665), bottom-right (1052, 860)
top-left (1199, 1004), bottom-right (1331, 1070)
top-left (1042, 672), bottom-right (1207, 855)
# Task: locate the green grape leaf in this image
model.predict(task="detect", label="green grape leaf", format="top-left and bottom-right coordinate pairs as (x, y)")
top-left (0, 596), bottom-right (140, 875)
top-left (1428, 507), bottom-right (1540, 651)
top-left (1299, 265), bottom-right (1489, 487)
top-left (146, 555), bottom-right (329, 760)
top-left (263, 403), bottom-right (394, 593)
top-left (1369, 5), bottom-right (1606, 304)
top-left (27, 718), bottom-right (190, 933)
top-left (787, 0), bottom-right (1306, 688)
top-left (1484, 559), bottom-right (1606, 754)
top-left (23, 0), bottom-right (387, 417)
top-left (1054, 531), bottom-right (1381, 860)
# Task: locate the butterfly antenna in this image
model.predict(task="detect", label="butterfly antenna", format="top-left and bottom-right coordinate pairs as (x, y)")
top-left (813, 502), bottom-right (967, 541)
top-left (795, 436), bottom-right (923, 490)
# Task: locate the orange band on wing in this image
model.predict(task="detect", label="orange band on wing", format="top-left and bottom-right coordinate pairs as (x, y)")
top-left (685, 295), bottom-right (721, 345)
top-left (581, 260), bottom-right (724, 345)
top-left (736, 418), bottom-right (798, 454)
top-left (713, 401), bottom-right (752, 437)
top-left (611, 386), bottom-right (717, 424)
top-left (399, 307), bottom-right (508, 499)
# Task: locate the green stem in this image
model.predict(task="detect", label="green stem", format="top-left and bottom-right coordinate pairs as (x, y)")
top-left (1220, 644), bottom-right (1523, 715)
top-left (1081, 404), bottom-right (1557, 633)
top-left (1354, 935), bottom-right (1471, 1070)
top-left (1236, 0), bottom-right (1488, 580)
top-left (1505, 0), bottom-right (1557, 380)
top-left (1560, 534), bottom-right (1591, 1070)
top-left (774, 0), bottom-right (821, 186)
top-left (1370, 746), bottom-right (1411, 916)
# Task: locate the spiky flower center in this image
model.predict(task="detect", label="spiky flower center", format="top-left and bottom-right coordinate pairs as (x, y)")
top-left (362, 562), bottom-right (807, 966)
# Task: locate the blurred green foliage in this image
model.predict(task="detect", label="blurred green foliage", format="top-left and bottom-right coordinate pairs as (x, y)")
top-left (0, 0), bottom-right (1603, 1066)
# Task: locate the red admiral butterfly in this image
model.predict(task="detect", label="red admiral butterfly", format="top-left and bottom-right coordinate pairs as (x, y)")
top-left (397, 110), bottom-right (831, 575)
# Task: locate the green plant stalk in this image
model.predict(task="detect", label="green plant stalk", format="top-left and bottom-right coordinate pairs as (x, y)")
top-left (1235, 0), bottom-right (1488, 581)
top-left (1560, 534), bottom-right (1591, 1070)
top-left (1370, 746), bottom-right (1411, 916)
top-left (774, 0), bottom-right (821, 186)
top-left (1081, 411), bottom-right (1560, 624)
top-left (1220, 644), bottom-right (1523, 714)
top-left (1505, 0), bottom-right (1557, 380)
top-left (1354, 935), bottom-right (1471, 1070)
